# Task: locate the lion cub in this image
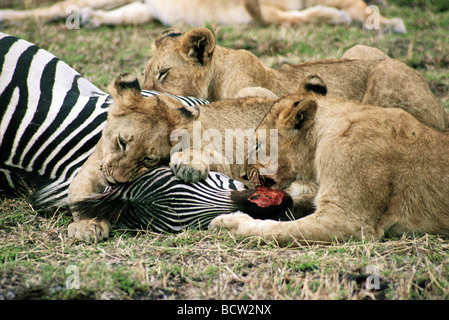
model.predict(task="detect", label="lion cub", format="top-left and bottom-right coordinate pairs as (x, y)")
top-left (67, 73), bottom-right (181, 240)
top-left (211, 76), bottom-right (449, 245)
top-left (67, 73), bottom-right (277, 240)
top-left (144, 28), bottom-right (446, 131)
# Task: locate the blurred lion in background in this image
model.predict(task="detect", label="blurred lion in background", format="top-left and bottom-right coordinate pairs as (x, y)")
top-left (0, 0), bottom-right (405, 32)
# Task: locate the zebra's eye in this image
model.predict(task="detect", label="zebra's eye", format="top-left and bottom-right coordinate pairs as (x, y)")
top-left (117, 136), bottom-right (127, 152)
top-left (143, 155), bottom-right (160, 167)
top-left (157, 68), bottom-right (170, 81)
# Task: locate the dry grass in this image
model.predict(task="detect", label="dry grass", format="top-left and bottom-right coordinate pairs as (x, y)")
top-left (2, 197), bottom-right (449, 300)
top-left (1, 0), bottom-right (449, 302)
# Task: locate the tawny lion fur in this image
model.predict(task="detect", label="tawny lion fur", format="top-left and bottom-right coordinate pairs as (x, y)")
top-left (210, 76), bottom-right (449, 245)
top-left (0, 0), bottom-right (405, 32)
top-left (67, 73), bottom-right (278, 240)
top-left (144, 28), bottom-right (447, 131)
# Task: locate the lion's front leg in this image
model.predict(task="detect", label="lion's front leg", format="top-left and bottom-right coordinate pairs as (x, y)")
top-left (80, 1), bottom-right (153, 27)
top-left (210, 212), bottom-right (330, 246)
top-left (210, 212), bottom-right (304, 246)
top-left (210, 205), bottom-right (381, 246)
top-left (261, 5), bottom-right (351, 27)
top-left (67, 149), bottom-right (111, 241)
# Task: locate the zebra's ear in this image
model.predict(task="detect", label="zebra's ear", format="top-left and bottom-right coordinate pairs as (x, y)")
top-left (180, 27), bottom-right (215, 66)
top-left (108, 73), bottom-right (142, 112)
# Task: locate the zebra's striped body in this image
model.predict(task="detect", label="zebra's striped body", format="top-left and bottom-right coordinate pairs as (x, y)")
top-left (74, 166), bottom-right (245, 232)
top-left (0, 32), bottom-right (208, 210)
top-left (73, 166), bottom-right (293, 232)
top-left (0, 32), bottom-right (292, 234)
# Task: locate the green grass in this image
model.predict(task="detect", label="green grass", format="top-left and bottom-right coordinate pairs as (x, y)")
top-left (1, 0), bottom-right (449, 301)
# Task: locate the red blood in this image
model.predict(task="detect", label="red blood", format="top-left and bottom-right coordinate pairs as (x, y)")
top-left (247, 186), bottom-right (286, 208)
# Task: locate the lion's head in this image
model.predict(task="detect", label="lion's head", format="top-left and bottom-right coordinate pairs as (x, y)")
top-left (245, 75), bottom-right (327, 190)
top-left (143, 28), bottom-right (216, 100)
top-left (100, 73), bottom-right (199, 185)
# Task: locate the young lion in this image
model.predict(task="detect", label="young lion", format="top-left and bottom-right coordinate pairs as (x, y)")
top-left (0, 0), bottom-right (405, 32)
top-left (67, 73), bottom-right (278, 240)
top-left (143, 28), bottom-right (447, 131)
top-left (210, 76), bottom-right (449, 245)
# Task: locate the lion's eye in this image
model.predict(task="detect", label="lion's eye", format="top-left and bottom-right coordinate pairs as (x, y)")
top-left (117, 136), bottom-right (127, 152)
top-left (157, 68), bottom-right (170, 81)
top-left (143, 155), bottom-right (160, 167)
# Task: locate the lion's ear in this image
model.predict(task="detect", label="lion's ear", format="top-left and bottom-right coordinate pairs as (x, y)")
top-left (177, 104), bottom-right (200, 121)
top-left (293, 99), bottom-right (317, 131)
top-left (278, 98), bottom-right (317, 131)
top-left (109, 72), bottom-right (141, 97)
top-left (302, 75), bottom-right (327, 96)
top-left (108, 73), bottom-right (142, 113)
top-left (180, 27), bottom-right (215, 66)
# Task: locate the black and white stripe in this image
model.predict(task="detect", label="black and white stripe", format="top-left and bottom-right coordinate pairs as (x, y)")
top-left (0, 32), bottom-right (209, 210)
top-left (72, 166), bottom-right (293, 232)
top-left (73, 166), bottom-right (246, 232)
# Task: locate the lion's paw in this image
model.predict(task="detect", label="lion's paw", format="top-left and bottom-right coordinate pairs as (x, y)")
top-left (209, 212), bottom-right (254, 235)
top-left (170, 154), bottom-right (209, 183)
top-left (68, 219), bottom-right (110, 242)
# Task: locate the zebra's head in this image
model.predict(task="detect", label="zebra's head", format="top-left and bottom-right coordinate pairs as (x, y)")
top-left (98, 73), bottom-right (200, 185)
